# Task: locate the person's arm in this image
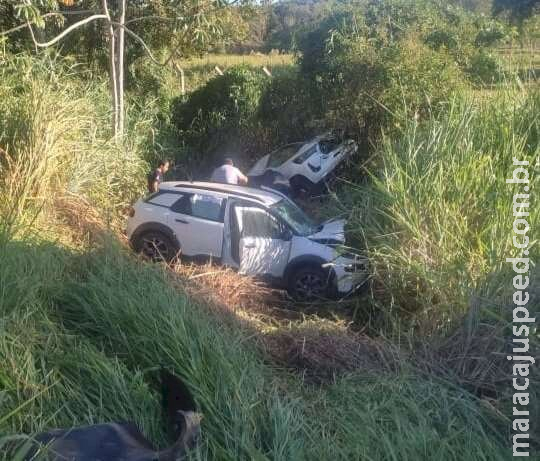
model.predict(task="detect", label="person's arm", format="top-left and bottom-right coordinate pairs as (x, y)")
top-left (149, 170), bottom-right (159, 193)
top-left (236, 168), bottom-right (248, 185)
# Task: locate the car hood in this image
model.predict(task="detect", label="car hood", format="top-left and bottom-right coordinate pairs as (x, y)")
top-left (308, 218), bottom-right (346, 244)
top-left (248, 154), bottom-right (270, 176)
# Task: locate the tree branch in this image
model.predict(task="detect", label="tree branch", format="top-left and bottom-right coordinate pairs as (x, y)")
top-left (124, 15), bottom-right (185, 26)
top-left (26, 14), bottom-right (108, 47)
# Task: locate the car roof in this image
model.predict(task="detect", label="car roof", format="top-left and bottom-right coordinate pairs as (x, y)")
top-left (159, 181), bottom-right (283, 206)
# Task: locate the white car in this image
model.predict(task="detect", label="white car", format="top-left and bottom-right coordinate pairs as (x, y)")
top-left (248, 133), bottom-right (358, 195)
top-left (127, 182), bottom-right (367, 300)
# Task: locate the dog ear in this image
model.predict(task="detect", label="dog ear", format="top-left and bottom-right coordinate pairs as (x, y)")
top-left (160, 369), bottom-right (197, 440)
top-left (174, 411), bottom-right (202, 449)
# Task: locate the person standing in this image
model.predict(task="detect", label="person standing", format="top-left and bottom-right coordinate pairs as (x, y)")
top-left (148, 159), bottom-right (170, 193)
top-left (210, 158), bottom-right (248, 185)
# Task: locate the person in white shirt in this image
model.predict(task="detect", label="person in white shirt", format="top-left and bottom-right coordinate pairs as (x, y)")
top-left (210, 158), bottom-right (248, 185)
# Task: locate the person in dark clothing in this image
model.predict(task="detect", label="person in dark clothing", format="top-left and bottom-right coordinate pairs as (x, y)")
top-left (148, 159), bottom-right (170, 193)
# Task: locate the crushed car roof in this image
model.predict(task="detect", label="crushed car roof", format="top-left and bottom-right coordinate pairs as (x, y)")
top-left (159, 181), bottom-right (283, 206)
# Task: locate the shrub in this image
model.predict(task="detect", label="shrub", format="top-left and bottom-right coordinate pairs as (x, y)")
top-left (257, 69), bottom-right (319, 145)
top-left (171, 66), bottom-right (266, 156)
top-left (341, 87), bottom-right (539, 333)
top-left (300, 27), bottom-right (466, 140)
top-left (467, 50), bottom-right (505, 84)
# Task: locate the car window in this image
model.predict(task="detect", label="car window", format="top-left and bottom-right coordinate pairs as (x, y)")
top-left (170, 195), bottom-right (190, 214)
top-left (191, 194), bottom-right (224, 222)
top-left (240, 207), bottom-right (281, 239)
top-left (171, 193), bottom-right (224, 222)
top-left (148, 192), bottom-right (183, 207)
top-left (268, 143), bottom-right (303, 168)
top-left (293, 145), bottom-right (318, 164)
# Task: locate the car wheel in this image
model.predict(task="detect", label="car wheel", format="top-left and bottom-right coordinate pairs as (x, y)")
top-left (288, 266), bottom-right (330, 301)
top-left (289, 176), bottom-right (314, 197)
top-left (134, 231), bottom-right (179, 263)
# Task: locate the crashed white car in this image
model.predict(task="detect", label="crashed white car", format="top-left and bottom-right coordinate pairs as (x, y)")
top-left (127, 182), bottom-right (367, 300)
top-left (248, 133), bottom-right (358, 195)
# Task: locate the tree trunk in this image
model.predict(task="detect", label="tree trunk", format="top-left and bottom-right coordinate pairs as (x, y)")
top-left (116, 0), bottom-right (126, 137)
top-left (102, 0), bottom-right (119, 138)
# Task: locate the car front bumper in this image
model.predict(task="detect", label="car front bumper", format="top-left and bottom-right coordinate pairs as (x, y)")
top-left (328, 256), bottom-right (368, 296)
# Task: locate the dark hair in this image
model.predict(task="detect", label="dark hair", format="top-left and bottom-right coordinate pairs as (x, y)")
top-left (224, 158), bottom-right (233, 165)
top-left (158, 159), bottom-right (170, 167)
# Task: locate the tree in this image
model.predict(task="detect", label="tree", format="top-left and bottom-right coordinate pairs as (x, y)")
top-left (493, 0), bottom-right (540, 44)
top-left (1, 0), bottom-right (246, 139)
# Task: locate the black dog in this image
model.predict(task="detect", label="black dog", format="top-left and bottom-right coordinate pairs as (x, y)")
top-left (24, 370), bottom-right (202, 461)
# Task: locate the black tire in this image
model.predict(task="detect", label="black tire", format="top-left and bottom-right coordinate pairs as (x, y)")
top-left (287, 265), bottom-right (330, 301)
top-left (289, 175), bottom-right (315, 197)
top-left (133, 231), bottom-right (179, 263)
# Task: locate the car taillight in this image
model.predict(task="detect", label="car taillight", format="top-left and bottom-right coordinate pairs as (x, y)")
top-left (128, 206), bottom-right (135, 217)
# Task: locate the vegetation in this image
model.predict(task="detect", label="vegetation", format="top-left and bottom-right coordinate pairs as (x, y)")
top-left (1, 0), bottom-right (539, 458)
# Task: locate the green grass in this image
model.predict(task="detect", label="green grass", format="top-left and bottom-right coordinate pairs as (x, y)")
top-left (0, 51), bottom-right (537, 460)
top-left (0, 237), bottom-right (512, 460)
top-left (340, 86), bottom-right (539, 334)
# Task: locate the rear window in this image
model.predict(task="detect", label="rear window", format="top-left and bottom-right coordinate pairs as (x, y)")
top-left (147, 192), bottom-right (183, 207)
top-left (319, 138), bottom-right (341, 154)
top-left (171, 193), bottom-right (225, 222)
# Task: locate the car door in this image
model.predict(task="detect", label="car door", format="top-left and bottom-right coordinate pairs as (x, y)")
top-left (168, 193), bottom-right (225, 257)
top-left (231, 203), bottom-right (292, 278)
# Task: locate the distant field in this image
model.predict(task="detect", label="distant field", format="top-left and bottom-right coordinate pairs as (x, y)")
top-left (497, 47), bottom-right (540, 78)
top-left (183, 52), bottom-right (295, 69)
top-left (174, 53), bottom-right (296, 93)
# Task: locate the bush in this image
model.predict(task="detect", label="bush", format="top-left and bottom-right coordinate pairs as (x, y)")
top-left (171, 66), bottom-right (266, 157)
top-left (257, 69), bottom-right (319, 144)
top-left (299, 27), bottom-right (466, 140)
top-left (467, 50), bottom-right (505, 84)
top-left (0, 55), bottom-right (151, 238)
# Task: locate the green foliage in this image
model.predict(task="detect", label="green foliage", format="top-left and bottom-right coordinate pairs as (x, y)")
top-left (474, 18), bottom-right (515, 47)
top-left (257, 69), bottom-right (317, 143)
top-left (341, 87), bottom-right (539, 332)
top-left (299, 13), bottom-right (466, 138)
top-left (0, 233), bottom-right (516, 460)
top-left (172, 66), bottom-right (266, 159)
top-left (493, 0), bottom-right (540, 24)
top-left (467, 50), bottom-right (505, 83)
top-left (0, 54), bottom-right (150, 236)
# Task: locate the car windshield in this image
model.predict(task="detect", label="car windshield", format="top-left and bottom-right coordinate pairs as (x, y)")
top-left (268, 143), bottom-right (304, 168)
top-left (270, 199), bottom-right (319, 236)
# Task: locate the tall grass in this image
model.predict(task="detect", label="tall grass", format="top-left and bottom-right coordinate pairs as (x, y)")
top-left (344, 86), bottom-right (539, 333)
top-left (0, 237), bottom-right (513, 460)
top-left (0, 54), bottom-right (149, 240)
top-left (0, 53), bottom-right (535, 459)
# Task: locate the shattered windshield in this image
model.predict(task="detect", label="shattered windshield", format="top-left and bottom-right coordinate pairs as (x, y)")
top-left (270, 199), bottom-right (319, 236)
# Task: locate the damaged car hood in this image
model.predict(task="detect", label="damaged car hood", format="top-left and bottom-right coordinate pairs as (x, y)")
top-left (308, 218), bottom-right (346, 245)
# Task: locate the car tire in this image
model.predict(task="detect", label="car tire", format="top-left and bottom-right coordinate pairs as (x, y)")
top-left (287, 265), bottom-right (330, 301)
top-left (289, 175), bottom-right (314, 197)
top-left (133, 231), bottom-right (179, 263)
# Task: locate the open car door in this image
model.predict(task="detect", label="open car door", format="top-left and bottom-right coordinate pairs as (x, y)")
top-left (231, 203), bottom-right (291, 278)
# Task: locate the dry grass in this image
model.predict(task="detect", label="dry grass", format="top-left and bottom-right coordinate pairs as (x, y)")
top-left (264, 320), bottom-right (401, 382)
top-left (167, 259), bottom-right (399, 381)
top-left (52, 193), bottom-right (112, 245)
top-left (39, 192), bottom-right (398, 383)
top-left (182, 53), bottom-right (295, 71)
